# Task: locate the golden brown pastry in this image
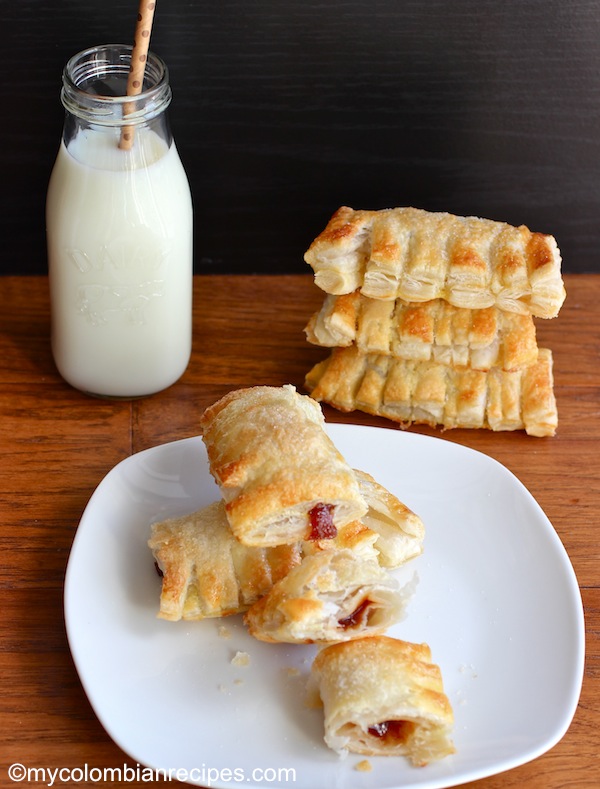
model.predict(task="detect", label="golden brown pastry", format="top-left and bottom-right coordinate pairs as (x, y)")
top-left (354, 469), bottom-right (425, 567)
top-left (304, 206), bottom-right (565, 319)
top-left (199, 385), bottom-right (367, 547)
top-left (309, 636), bottom-right (455, 766)
top-left (303, 471), bottom-right (424, 568)
top-left (305, 292), bottom-right (538, 371)
top-left (305, 345), bottom-right (557, 437)
top-left (148, 501), bottom-right (302, 621)
top-left (302, 519), bottom-right (380, 562)
top-left (243, 549), bottom-right (410, 644)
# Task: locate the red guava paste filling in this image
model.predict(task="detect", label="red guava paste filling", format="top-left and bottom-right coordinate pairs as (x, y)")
top-left (338, 598), bottom-right (372, 629)
top-left (308, 503), bottom-right (337, 540)
top-left (368, 720), bottom-right (414, 741)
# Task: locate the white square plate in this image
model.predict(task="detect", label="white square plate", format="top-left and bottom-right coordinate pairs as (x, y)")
top-left (64, 424), bottom-right (584, 789)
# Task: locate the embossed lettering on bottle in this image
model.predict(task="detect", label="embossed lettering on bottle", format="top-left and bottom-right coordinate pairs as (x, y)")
top-left (46, 45), bottom-right (193, 398)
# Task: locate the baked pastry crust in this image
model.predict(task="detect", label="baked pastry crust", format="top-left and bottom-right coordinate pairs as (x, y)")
top-left (302, 519), bottom-right (380, 562)
top-left (354, 469), bottom-right (425, 567)
top-left (309, 636), bottom-right (455, 765)
top-left (243, 549), bottom-right (409, 644)
top-left (305, 292), bottom-right (538, 371)
top-left (305, 345), bottom-right (557, 437)
top-left (304, 206), bottom-right (565, 319)
top-left (303, 470), bottom-right (425, 568)
top-left (199, 385), bottom-right (367, 546)
top-left (148, 501), bottom-right (301, 621)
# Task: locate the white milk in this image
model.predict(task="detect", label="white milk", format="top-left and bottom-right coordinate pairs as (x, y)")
top-left (46, 127), bottom-right (193, 397)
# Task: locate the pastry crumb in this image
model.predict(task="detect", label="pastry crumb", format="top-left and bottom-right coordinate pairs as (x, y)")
top-left (354, 759), bottom-right (372, 772)
top-left (231, 650), bottom-right (250, 667)
top-left (459, 663), bottom-right (478, 679)
top-left (234, 678), bottom-right (244, 686)
top-left (284, 666), bottom-right (300, 677)
top-left (218, 625), bottom-right (232, 639)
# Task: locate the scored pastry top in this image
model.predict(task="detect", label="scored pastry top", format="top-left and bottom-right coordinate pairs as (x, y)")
top-left (305, 345), bottom-right (558, 437)
top-left (305, 292), bottom-right (539, 371)
top-left (199, 384), bottom-right (367, 546)
top-left (304, 206), bottom-right (566, 319)
top-left (148, 501), bottom-right (302, 621)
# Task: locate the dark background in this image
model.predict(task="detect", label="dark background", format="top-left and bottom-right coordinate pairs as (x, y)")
top-left (2, 0), bottom-right (599, 275)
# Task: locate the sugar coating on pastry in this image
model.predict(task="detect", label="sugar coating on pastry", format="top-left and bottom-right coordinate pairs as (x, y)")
top-left (309, 636), bottom-right (455, 766)
top-left (304, 206), bottom-right (565, 319)
top-left (243, 549), bottom-right (412, 644)
top-left (305, 292), bottom-right (539, 372)
top-left (148, 500), bottom-right (302, 621)
top-left (199, 385), bottom-right (367, 546)
top-left (305, 345), bottom-right (557, 437)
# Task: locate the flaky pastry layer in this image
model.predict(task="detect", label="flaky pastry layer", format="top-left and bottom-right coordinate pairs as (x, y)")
top-left (305, 345), bottom-right (557, 437)
top-left (304, 206), bottom-right (565, 318)
top-left (243, 549), bottom-right (410, 644)
top-left (148, 501), bottom-right (302, 621)
top-left (305, 291), bottom-right (538, 371)
top-left (303, 469), bottom-right (425, 568)
top-left (354, 469), bottom-right (425, 567)
top-left (309, 636), bottom-right (455, 765)
top-left (199, 385), bottom-right (367, 546)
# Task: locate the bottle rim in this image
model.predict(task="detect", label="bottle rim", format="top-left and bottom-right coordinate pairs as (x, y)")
top-left (60, 43), bottom-right (172, 126)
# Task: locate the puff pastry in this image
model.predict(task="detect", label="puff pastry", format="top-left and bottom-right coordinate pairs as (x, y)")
top-left (303, 470), bottom-right (425, 568)
top-left (148, 501), bottom-right (302, 621)
top-left (243, 549), bottom-right (409, 644)
top-left (305, 345), bottom-right (557, 437)
top-left (305, 292), bottom-right (538, 371)
top-left (302, 519), bottom-right (380, 562)
top-left (199, 385), bottom-right (367, 547)
top-left (309, 636), bottom-right (455, 765)
top-left (304, 206), bottom-right (565, 319)
top-left (354, 469), bottom-right (425, 567)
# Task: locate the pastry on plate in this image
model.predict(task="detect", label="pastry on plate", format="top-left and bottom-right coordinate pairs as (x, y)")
top-left (354, 469), bottom-right (425, 567)
top-left (305, 292), bottom-right (538, 371)
top-left (243, 549), bottom-right (410, 644)
top-left (148, 501), bottom-right (302, 621)
top-left (305, 345), bottom-right (558, 437)
top-left (304, 206), bottom-right (565, 319)
top-left (199, 385), bottom-right (367, 547)
top-left (302, 519), bottom-right (380, 562)
top-left (309, 635), bottom-right (455, 765)
top-left (304, 470), bottom-right (424, 568)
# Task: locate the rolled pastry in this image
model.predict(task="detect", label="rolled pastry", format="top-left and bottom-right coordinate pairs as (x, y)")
top-left (243, 549), bottom-right (409, 644)
top-left (303, 470), bottom-right (425, 568)
top-left (199, 385), bottom-right (367, 547)
top-left (305, 292), bottom-right (538, 371)
top-left (304, 206), bottom-right (565, 319)
top-left (305, 345), bottom-right (558, 437)
top-left (148, 501), bottom-right (302, 621)
top-left (354, 469), bottom-right (425, 567)
top-left (309, 636), bottom-right (455, 765)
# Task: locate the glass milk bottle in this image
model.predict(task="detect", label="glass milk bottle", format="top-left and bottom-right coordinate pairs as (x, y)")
top-left (46, 44), bottom-right (193, 398)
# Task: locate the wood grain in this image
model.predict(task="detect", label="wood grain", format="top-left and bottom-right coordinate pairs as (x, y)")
top-left (0, 273), bottom-right (598, 787)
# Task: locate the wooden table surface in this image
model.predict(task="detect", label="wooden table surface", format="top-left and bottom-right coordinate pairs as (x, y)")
top-left (0, 273), bottom-right (598, 788)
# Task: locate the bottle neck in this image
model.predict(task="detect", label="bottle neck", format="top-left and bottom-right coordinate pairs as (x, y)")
top-left (60, 44), bottom-right (172, 146)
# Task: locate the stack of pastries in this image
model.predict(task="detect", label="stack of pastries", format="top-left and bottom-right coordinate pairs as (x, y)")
top-left (148, 384), bottom-right (455, 766)
top-left (303, 206), bottom-right (566, 436)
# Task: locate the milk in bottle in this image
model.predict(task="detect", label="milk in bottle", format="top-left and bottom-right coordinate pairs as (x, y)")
top-left (46, 45), bottom-right (193, 397)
